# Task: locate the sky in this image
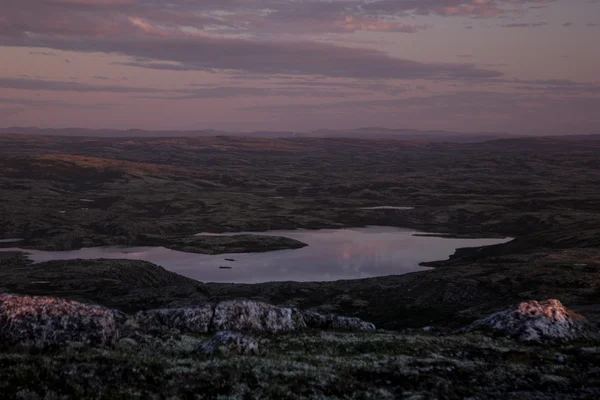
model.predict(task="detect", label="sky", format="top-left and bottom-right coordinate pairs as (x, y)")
top-left (0, 0), bottom-right (599, 134)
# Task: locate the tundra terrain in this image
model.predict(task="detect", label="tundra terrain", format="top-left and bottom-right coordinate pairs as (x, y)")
top-left (1, 133), bottom-right (600, 399)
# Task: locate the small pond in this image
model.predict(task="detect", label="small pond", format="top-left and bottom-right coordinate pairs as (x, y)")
top-left (1, 227), bottom-right (510, 283)
top-left (0, 238), bottom-right (24, 243)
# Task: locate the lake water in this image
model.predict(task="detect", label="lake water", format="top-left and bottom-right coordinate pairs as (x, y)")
top-left (0, 227), bottom-right (511, 283)
top-left (358, 206), bottom-right (414, 210)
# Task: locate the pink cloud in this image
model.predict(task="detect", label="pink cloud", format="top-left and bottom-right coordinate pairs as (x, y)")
top-left (2, 0), bottom-right (595, 135)
top-left (0, 1), bottom-right (562, 42)
top-left (334, 17), bottom-right (427, 33)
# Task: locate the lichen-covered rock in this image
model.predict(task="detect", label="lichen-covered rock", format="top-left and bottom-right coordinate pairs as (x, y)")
top-left (134, 301), bottom-right (374, 335)
top-left (135, 304), bottom-right (214, 334)
top-left (211, 300), bottom-right (306, 333)
top-left (303, 311), bottom-right (376, 332)
top-left (465, 299), bottom-right (598, 343)
top-left (331, 316), bottom-right (376, 332)
top-left (200, 331), bottom-right (260, 356)
top-left (0, 293), bottom-right (118, 349)
top-left (302, 311), bottom-right (329, 328)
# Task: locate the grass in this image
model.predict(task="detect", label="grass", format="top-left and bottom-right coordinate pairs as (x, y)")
top-left (1, 330), bottom-right (599, 399)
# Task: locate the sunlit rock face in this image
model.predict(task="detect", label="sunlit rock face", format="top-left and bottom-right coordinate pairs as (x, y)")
top-left (303, 311), bottom-right (376, 332)
top-left (0, 294), bottom-right (119, 349)
top-left (135, 304), bottom-right (214, 334)
top-left (466, 299), bottom-right (598, 343)
top-left (200, 331), bottom-right (260, 356)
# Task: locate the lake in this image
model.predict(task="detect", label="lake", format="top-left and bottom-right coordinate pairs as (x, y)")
top-left (0, 227), bottom-right (511, 283)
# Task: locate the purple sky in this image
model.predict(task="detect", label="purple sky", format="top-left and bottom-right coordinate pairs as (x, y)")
top-left (1, 0), bottom-right (599, 134)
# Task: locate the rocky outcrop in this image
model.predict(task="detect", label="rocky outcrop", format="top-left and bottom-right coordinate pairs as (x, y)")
top-left (212, 300), bottom-right (306, 333)
top-left (200, 331), bottom-right (260, 356)
top-left (0, 293), bottom-right (119, 349)
top-left (135, 304), bottom-right (214, 333)
top-left (136, 301), bottom-right (375, 334)
top-left (303, 311), bottom-right (376, 332)
top-left (464, 299), bottom-right (598, 343)
top-left (0, 293), bottom-right (376, 350)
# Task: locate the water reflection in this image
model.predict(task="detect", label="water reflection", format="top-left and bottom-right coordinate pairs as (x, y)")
top-left (1, 227), bottom-right (511, 283)
top-left (357, 206), bottom-right (414, 210)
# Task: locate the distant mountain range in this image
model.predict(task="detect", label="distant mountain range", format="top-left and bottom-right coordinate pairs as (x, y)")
top-left (0, 126), bottom-right (597, 143)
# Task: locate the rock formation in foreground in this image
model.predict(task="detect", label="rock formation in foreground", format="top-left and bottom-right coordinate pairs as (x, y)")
top-left (464, 299), bottom-right (598, 343)
top-left (303, 311), bottom-right (376, 332)
top-left (0, 294), bottom-right (376, 349)
top-left (0, 293), bottom-right (119, 349)
top-left (135, 300), bottom-right (374, 334)
top-left (5, 292), bottom-right (595, 353)
top-left (212, 300), bottom-right (306, 332)
top-left (135, 304), bottom-right (214, 333)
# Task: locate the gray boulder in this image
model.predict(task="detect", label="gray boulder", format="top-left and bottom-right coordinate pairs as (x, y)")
top-left (135, 301), bottom-right (305, 334)
top-left (211, 300), bottom-right (306, 333)
top-left (135, 300), bottom-right (375, 334)
top-left (303, 311), bottom-right (376, 332)
top-left (135, 304), bottom-right (213, 334)
top-left (0, 293), bottom-right (119, 349)
top-left (465, 299), bottom-right (598, 343)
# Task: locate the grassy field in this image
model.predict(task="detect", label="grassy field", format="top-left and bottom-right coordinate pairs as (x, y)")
top-left (3, 329), bottom-right (600, 399)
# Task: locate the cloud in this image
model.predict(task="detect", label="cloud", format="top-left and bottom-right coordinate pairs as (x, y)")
top-left (330, 18), bottom-right (428, 34)
top-left (461, 77), bottom-right (600, 94)
top-left (3, 33), bottom-right (501, 80)
top-left (29, 51), bottom-right (56, 56)
top-left (0, 97), bottom-right (115, 108)
top-left (509, 79), bottom-right (600, 94)
top-left (509, 78), bottom-right (583, 86)
top-left (0, 107), bottom-right (25, 118)
top-left (49, 0), bottom-right (135, 5)
top-left (500, 21), bottom-right (547, 27)
top-left (112, 61), bottom-right (201, 72)
top-left (0, 0), bottom-right (560, 39)
top-left (267, 79), bottom-right (409, 95)
top-left (2, 0), bottom-right (561, 81)
top-left (1, 0), bottom-right (594, 135)
top-left (139, 78), bottom-right (411, 100)
top-left (360, 0), bottom-right (558, 19)
top-left (0, 77), bottom-right (162, 93)
top-left (138, 86), bottom-right (359, 100)
top-left (243, 91), bottom-right (523, 113)
top-left (0, 76), bottom-right (411, 99)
